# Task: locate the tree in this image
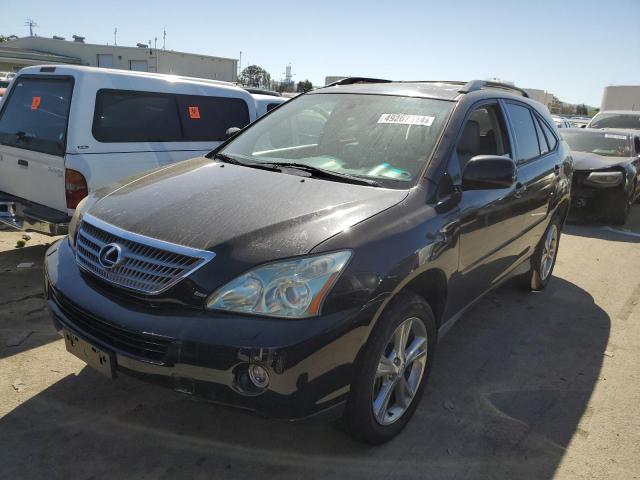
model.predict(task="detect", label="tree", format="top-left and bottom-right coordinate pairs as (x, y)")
top-left (239, 65), bottom-right (271, 88)
top-left (296, 79), bottom-right (313, 93)
top-left (0, 34), bottom-right (18, 43)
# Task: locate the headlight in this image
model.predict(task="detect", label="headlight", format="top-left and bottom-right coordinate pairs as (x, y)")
top-left (206, 251), bottom-right (352, 318)
top-left (584, 171), bottom-right (623, 188)
top-left (68, 196), bottom-right (89, 250)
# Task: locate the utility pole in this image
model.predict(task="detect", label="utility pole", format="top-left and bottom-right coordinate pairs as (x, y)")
top-left (163, 28), bottom-right (166, 50)
top-left (24, 18), bottom-right (39, 37)
top-left (114, 27), bottom-right (117, 46)
top-left (239, 51), bottom-right (242, 79)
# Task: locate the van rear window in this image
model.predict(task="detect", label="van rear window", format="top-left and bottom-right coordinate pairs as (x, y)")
top-left (93, 89), bottom-right (251, 143)
top-left (0, 77), bottom-right (73, 156)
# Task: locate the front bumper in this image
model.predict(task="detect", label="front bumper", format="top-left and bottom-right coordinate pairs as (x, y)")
top-left (44, 238), bottom-right (377, 421)
top-left (0, 192), bottom-right (69, 235)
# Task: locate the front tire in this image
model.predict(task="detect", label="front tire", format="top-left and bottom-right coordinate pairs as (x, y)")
top-left (343, 291), bottom-right (437, 444)
top-left (514, 215), bottom-right (561, 291)
top-left (608, 190), bottom-right (631, 225)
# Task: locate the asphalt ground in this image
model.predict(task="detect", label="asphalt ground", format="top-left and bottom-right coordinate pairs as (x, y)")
top-left (1, 206), bottom-right (639, 479)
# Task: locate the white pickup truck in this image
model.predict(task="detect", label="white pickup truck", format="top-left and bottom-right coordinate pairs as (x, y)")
top-left (0, 65), bottom-right (262, 235)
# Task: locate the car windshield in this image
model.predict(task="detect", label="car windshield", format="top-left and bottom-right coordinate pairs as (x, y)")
top-left (561, 130), bottom-right (631, 157)
top-left (589, 112), bottom-right (640, 129)
top-left (220, 93), bottom-right (454, 188)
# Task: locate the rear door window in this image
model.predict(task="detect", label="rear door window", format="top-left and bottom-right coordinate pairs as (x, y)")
top-left (533, 114), bottom-right (549, 155)
top-left (0, 76), bottom-right (73, 156)
top-left (93, 90), bottom-right (182, 142)
top-left (536, 114), bottom-right (558, 151)
top-left (176, 95), bottom-right (250, 141)
top-left (505, 103), bottom-right (540, 163)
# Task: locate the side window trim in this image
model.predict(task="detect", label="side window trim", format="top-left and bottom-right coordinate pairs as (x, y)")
top-left (535, 112), bottom-right (559, 155)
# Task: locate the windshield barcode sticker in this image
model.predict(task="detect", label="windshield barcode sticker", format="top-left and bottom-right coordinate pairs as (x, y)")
top-left (377, 114), bottom-right (435, 126)
top-left (604, 133), bottom-right (627, 140)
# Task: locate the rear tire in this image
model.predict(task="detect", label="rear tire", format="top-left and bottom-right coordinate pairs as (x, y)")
top-left (514, 215), bottom-right (561, 291)
top-left (342, 291), bottom-right (437, 444)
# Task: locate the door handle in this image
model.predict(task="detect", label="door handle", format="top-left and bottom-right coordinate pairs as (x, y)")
top-left (514, 182), bottom-right (527, 198)
top-left (440, 219), bottom-right (460, 244)
top-left (17, 159), bottom-right (28, 167)
top-left (553, 164), bottom-right (561, 175)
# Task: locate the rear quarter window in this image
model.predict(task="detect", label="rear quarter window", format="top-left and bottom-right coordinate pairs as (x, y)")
top-left (176, 95), bottom-right (250, 141)
top-left (0, 76), bottom-right (73, 156)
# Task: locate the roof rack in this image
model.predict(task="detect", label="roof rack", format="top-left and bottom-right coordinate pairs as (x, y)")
top-left (458, 80), bottom-right (529, 98)
top-left (324, 77), bottom-right (392, 87)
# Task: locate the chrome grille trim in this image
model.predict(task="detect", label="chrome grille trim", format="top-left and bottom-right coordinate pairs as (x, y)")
top-left (75, 213), bottom-right (215, 295)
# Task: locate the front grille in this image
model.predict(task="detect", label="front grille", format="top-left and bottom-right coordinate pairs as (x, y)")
top-left (75, 214), bottom-right (215, 295)
top-left (51, 287), bottom-right (171, 362)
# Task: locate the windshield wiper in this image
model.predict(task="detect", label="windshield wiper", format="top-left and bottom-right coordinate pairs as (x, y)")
top-left (267, 162), bottom-right (383, 187)
top-left (213, 153), bottom-right (280, 171)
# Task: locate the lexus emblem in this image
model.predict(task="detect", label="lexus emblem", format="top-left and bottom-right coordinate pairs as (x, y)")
top-left (98, 243), bottom-right (125, 269)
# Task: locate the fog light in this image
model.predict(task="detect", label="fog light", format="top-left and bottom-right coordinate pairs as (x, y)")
top-left (248, 364), bottom-right (269, 388)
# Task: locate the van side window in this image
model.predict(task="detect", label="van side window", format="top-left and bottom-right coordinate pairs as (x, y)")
top-left (0, 77), bottom-right (73, 156)
top-left (456, 104), bottom-right (512, 172)
top-left (176, 95), bottom-right (250, 141)
top-left (266, 103), bottom-right (280, 112)
top-left (505, 103), bottom-right (540, 163)
top-left (93, 90), bottom-right (182, 142)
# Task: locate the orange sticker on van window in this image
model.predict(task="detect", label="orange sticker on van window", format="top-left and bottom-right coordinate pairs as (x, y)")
top-left (31, 96), bottom-right (41, 110)
top-left (188, 106), bottom-right (200, 119)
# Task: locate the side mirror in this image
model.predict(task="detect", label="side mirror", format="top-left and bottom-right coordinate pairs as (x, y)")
top-left (225, 127), bottom-right (241, 139)
top-left (462, 155), bottom-right (516, 190)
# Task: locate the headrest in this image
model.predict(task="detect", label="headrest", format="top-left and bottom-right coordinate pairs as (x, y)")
top-left (457, 120), bottom-right (480, 154)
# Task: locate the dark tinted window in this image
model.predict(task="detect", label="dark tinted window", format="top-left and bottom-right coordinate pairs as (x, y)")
top-left (176, 95), bottom-right (250, 141)
top-left (533, 114), bottom-right (549, 155)
top-left (537, 115), bottom-right (558, 151)
top-left (590, 112), bottom-right (640, 129)
top-left (0, 77), bottom-right (73, 156)
top-left (93, 90), bottom-right (182, 142)
top-left (506, 103), bottom-right (540, 162)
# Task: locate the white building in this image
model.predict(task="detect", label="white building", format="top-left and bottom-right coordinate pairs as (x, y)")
top-left (1, 36), bottom-right (238, 82)
top-left (601, 85), bottom-right (640, 111)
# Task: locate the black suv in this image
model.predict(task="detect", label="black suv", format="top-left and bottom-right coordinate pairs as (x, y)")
top-left (44, 78), bottom-right (572, 444)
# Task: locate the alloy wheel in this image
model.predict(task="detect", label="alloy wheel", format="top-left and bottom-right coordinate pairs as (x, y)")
top-left (372, 317), bottom-right (428, 426)
top-left (540, 224), bottom-right (558, 281)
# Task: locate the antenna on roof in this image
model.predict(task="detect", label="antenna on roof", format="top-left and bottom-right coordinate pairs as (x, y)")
top-left (114, 27), bottom-right (117, 46)
top-left (24, 18), bottom-right (39, 37)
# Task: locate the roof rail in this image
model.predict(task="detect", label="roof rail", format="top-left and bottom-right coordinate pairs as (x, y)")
top-left (458, 80), bottom-right (529, 98)
top-left (324, 77), bottom-right (392, 88)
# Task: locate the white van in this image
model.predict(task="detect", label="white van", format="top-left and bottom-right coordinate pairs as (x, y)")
top-left (0, 65), bottom-right (258, 235)
top-left (252, 93), bottom-right (287, 117)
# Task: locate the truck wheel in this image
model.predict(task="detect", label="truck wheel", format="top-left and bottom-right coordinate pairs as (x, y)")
top-left (608, 191), bottom-right (630, 226)
top-left (343, 291), bottom-right (437, 444)
top-left (514, 215), bottom-right (561, 291)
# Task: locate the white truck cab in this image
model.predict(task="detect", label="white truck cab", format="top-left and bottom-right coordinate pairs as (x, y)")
top-left (0, 65), bottom-right (258, 235)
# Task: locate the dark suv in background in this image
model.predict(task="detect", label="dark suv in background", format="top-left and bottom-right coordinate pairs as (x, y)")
top-left (44, 78), bottom-right (572, 444)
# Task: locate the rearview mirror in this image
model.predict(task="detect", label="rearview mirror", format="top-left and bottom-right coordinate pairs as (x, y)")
top-left (225, 127), bottom-right (241, 139)
top-left (462, 155), bottom-right (516, 190)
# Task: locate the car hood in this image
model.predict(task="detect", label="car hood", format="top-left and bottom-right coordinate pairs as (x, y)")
top-left (88, 157), bottom-right (408, 263)
top-left (571, 151), bottom-right (631, 171)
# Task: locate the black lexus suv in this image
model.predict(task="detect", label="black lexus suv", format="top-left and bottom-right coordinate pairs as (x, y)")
top-left (44, 78), bottom-right (572, 444)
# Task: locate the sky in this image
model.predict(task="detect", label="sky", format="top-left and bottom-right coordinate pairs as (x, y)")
top-left (2, 0), bottom-right (639, 107)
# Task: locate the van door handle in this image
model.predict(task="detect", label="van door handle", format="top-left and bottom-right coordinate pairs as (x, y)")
top-left (17, 159), bottom-right (28, 167)
top-left (514, 182), bottom-right (527, 198)
top-left (553, 164), bottom-right (561, 175)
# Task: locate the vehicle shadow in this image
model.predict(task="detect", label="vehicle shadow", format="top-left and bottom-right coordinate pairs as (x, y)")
top-left (0, 243), bottom-right (60, 360)
top-left (565, 203), bottom-right (640, 243)
top-left (0, 277), bottom-right (609, 479)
